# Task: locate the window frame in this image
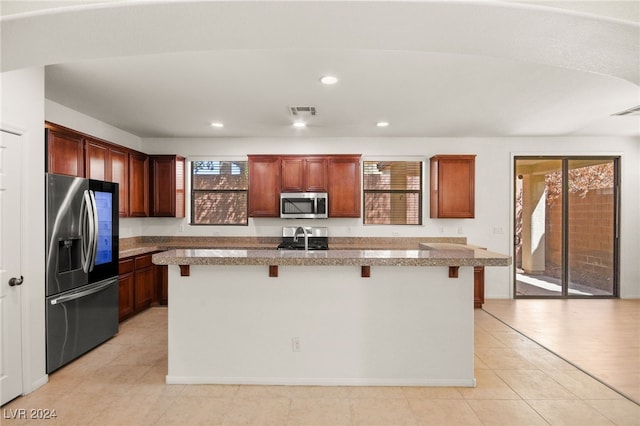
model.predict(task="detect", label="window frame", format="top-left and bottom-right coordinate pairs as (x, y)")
top-left (189, 158), bottom-right (249, 226)
top-left (362, 158), bottom-right (424, 226)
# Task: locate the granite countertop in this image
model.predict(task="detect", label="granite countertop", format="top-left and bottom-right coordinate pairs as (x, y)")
top-left (152, 246), bottom-right (511, 268)
top-left (118, 236), bottom-right (470, 259)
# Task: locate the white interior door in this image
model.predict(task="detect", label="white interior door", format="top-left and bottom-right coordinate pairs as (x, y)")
top-left (0, 129), bottom-right (23, 405)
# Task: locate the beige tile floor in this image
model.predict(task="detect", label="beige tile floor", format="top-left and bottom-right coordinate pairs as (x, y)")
top-left (3, 307), bottom-right (639, 425)
top-left (483, 299), bottom-right (640, 405)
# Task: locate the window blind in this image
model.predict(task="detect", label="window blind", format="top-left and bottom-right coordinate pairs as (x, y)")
top-left (363, 161), bottom-right (422, 225)
top-left (191, 161), bottom-right (249, 225)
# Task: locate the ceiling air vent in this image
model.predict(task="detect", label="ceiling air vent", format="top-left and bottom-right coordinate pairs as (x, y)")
top-left (612, 105), bottom-right (640, 116)
top-left (289, 106), bottom-right (317, 116)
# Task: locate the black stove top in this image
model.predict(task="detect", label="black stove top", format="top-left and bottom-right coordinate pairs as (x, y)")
top-left (277, 237), bottom-right (329, 250)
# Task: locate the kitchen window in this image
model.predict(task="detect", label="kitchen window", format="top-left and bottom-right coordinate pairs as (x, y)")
top-left (191, 160), bottom-right (249, 225)
top-left (363, 160), bottom-right (422, 225)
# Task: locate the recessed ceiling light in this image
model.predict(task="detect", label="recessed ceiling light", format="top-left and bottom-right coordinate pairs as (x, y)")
top-left (210, 122), bottom-right (224, 128)
top-left (293, 121), bottom-right (306, 129)
top-left (376, 121), bottom-right (390, 127)
top-left (320, 75), bottom-right (338, 85)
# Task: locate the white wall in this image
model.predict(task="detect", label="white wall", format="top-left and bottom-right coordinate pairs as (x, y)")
top-left (1, 68), bottom-right (47, 394)
top-left (45, 100), bottom-right (143, 151)
top-left (143, 136), bottom-right (640, 299)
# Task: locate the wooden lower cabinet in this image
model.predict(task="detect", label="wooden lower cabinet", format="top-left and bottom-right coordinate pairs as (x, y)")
top-left (155, 264), bottom-right (168, 306)
top-left (134, 264), bottom-right (154, 312)
top-left (118, 251), bottom-right (168, 322)
top-left (474, 266), bottom-right (485, 309)
top-left (118, 259), bottom-right (135, 321)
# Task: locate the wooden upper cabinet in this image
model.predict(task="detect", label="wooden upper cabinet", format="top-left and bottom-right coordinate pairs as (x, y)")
top-left (249, 154), bottom-right (360, 217)
top-left (110, 147), bottom-right (129, 217)
top-left (327, 155), bottom-right (361, 218)
top-left (129, 152), bottom-right (149, 217)
top-left (280, 156), bottom-right (328, 192)
top-left (149, 155), bottom-right (185, 217)
top-left (84, 138), bottom-right (111, 181)
top-left (45, 124), bottom-right (84, 177)
top-left (280, 157), bottom-right (304, 192)
top-left (304, 157), bottom-right (328, 192)
top-left (248, 155), bottom-right (281, 217)
top-left (430, 155), bottom-right (476, 218)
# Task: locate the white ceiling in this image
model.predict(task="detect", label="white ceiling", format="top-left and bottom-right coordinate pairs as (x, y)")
top-left (2, 0), bottom-right (639, 139)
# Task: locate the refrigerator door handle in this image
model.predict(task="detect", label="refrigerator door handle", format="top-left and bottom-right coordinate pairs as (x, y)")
top-left (80, 190), bottom-right (96, 273)
top-left (49, 279), bottom-right (116, 305)
top-left (88, 190), bottom-right (99, 272)
top-left (80, 190), bottom-right (89, 273)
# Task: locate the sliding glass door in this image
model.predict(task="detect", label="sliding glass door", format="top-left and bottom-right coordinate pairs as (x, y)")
top-left (514, 157), bottom-right (619, 298)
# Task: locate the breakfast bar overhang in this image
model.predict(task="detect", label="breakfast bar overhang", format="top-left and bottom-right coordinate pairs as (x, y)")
top-left (152, 245), bottom-right (510, 387)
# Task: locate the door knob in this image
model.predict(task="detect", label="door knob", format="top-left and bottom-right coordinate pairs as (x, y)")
top-left (8, 276), bottom-right (23, 286)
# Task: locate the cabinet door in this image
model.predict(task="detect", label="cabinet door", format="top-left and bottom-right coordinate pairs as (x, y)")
top-left (46, 127), bottom-right (84, 177)
top-left (248, 156), bottom-right (280, 217)
top-left (110, 148), bottom-right (129, 217)
top-left (118, 273), bottom-right (135, 321)
top-left (150, 155), bottom-right (185, 217)
top-left (327, 156), bottom-right (361, 217)
top-left (134, 267), bottom-right (154, 312)
top-left (305, 157), bottom-right (328, 192)
top-left (430, 155), bottom-right (475, 218)
top-left (118, 259), bottom-right (135, 321)
top-left (281, 157), bottom-right (304, 192)
top-left (85, 139), bottom-right (111, 181)
top-left (281, 157), bottom-right (328, 192)
top-left (129, 152), bottom-right (149, 217)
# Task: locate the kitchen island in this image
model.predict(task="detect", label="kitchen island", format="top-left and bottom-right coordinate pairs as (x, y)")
top-left (152, 245), bottom-right (509, 387)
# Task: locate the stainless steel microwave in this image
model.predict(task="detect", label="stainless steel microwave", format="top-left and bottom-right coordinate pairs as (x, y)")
top-left (280, 192), bottom-right (328, 219)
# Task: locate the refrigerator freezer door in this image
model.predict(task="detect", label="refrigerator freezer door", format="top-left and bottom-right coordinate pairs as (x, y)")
top-left (46, 277), bottom-right (119, 373)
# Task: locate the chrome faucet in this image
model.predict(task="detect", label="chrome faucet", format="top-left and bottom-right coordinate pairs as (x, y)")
top-left (293, 226), bottom-right (310, 251)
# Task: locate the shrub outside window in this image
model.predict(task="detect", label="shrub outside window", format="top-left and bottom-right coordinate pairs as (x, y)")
top-left (191, 161), bottom-right (249, 225)
top-left (363, 161), bottom-right (422, 225)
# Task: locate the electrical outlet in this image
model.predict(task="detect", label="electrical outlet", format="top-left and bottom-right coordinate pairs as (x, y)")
top-left (493, 227), bottom-right (504, 234)
top-left (439, 227), bottom-right (445, 234)
top-left (458, 227), bottom-right (464, 235)
top-left (392, 232), bottom-right (400, 237)
top-left (292, 337), bottom-right (301, 352)
top-left (179, 224), bottom-right (185, 233)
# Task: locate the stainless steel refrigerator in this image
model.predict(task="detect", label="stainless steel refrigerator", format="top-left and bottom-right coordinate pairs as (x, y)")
top-left (45, 173), bottom-right (119, 373)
